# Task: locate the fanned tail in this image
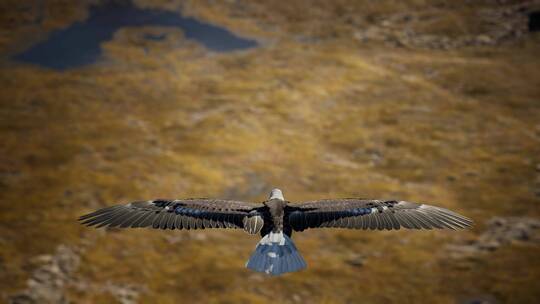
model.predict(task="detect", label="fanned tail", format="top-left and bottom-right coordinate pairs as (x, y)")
top-left (246, 232), bottom-right (306, 276)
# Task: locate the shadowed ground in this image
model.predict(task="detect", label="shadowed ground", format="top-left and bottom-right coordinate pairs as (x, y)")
top-left (1, 0), bottom-right (539, 303)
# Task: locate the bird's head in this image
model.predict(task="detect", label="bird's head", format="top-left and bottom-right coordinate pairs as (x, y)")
top-left (269, 188), bottom-right (284, 200)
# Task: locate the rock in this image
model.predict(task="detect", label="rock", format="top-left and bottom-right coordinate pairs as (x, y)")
top-left (8, 294), bottom-right (36, 304)
top-left (344, 254), bottom-right (366, 268)
top-left (30, 254), bottom-right (53, 265)
top-left (9, 245), bottom-right (80, 304)
top-left (9, 243), bottom-right (148, 304)
top-left (352, 2), bottom-right (535, 50)
top-left (477, 240), bottom-right (500, 251)
top-left (191, 231), bottom-right (208, 241)
top-left (475, 35), bottom-right (493, 45)
top-left (104, 283), bottom-right (142, 304)
top-left (447, 244), bottom-right (480, 259)
top-left (448, 217), bottom-right (540, 259)
top-left (164, 234), bottom-right (185, 245)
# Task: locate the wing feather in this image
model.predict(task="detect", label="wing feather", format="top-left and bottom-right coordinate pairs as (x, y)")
top-left (152, 212), bottom-right (164, 229)
top-left (360, 213), bottom-right (368, 230)
top-left (138, 211), bottom-right (157, 228)
top-left (166, 212), bottom-right (177, 230)
top-left (120, 211), bottom-right (146, 228)
top-left (400, 212), bottom-right (422, 229)
top-left (109, 210), bottom-right (137, 228)
top-left (288, 199), bottom-right (472, 231)
top-left (174, 214), bottom-right (184, 230)
top-left (366, 213), bottom-right (376, 230)
top-left (394, 212), bottom-right (412, 229)
top-left (79, 199), bottom-right (262, 233)
top-left (409, 212), bottom-right (432, 229)
top-left (379, 212), bottom-right (390, 230)
top-left (81, 208), bottom-right (124, 226)
top-left (387, 212), bottom-right (400, 230)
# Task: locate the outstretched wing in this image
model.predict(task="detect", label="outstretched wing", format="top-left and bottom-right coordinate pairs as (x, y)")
top-left (287, 199), bottom-right (472, 231)
top-left (78, 199), bottom-right (265, 234)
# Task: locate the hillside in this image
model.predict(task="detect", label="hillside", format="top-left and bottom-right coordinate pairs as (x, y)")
top-left (1, 1), bottom-right (540, 303)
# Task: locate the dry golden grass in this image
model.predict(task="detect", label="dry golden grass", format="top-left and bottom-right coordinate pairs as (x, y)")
top-left (1, 0), bottom-right (539, 303)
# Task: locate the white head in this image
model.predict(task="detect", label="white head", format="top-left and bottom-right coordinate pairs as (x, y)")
top-left (269, 188), bottom-right (284, 200)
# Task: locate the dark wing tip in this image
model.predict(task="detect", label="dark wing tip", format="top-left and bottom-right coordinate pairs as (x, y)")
top-left (78, 205), bottom-right (117, 220)
top-left (77, 205), bottom-right (128, 227)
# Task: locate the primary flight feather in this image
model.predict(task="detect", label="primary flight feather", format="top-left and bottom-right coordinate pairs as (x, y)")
top-left (79, 188), bottom-right (472, 276)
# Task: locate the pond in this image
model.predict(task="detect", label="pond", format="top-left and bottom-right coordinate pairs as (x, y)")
top-left (13, 1), bottom-right (258, 70)
top-left (529, 11), bottom-right (540, 32)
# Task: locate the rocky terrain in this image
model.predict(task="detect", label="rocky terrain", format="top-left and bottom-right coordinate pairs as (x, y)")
top-left (1, 0), bottom-right (540, 303)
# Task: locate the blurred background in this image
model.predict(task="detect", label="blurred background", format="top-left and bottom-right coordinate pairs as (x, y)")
top-left (1, 0), bottom-right (540, 303)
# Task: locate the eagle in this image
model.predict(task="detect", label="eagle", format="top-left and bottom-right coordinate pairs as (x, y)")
top-left (79, 188), bottom-right (472, 276)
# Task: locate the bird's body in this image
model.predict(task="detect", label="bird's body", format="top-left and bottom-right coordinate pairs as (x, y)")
top-left (264, 198), bottom-right (287, 232)
top-left (79, 188), bottom-right (473, 276)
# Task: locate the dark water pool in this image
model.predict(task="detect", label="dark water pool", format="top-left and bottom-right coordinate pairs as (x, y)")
top-left (529, 11), bottom-right (540, 32)
top-left (13, 2), bottom-right (258, 70)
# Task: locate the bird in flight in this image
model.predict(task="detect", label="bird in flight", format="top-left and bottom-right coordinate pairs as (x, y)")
top-left (79, 188), bottom-right (472, 276)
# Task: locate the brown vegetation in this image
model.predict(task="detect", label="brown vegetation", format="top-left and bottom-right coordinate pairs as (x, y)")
top-left (1, 0), bottom-right (539, 303)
